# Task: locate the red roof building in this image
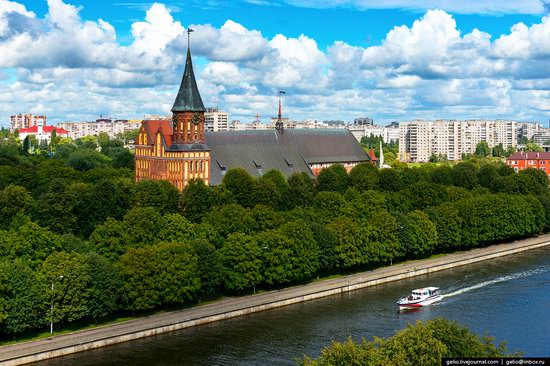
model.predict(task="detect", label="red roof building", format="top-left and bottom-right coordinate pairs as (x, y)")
top-left (18, 124), bottom-right (68, 142)
top-left (506, 151), bottom-right (550, 176)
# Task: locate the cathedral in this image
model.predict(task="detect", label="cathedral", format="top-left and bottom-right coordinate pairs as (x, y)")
top-left (135, 46), bottom-right (211, 190)
top-left (135, 43), bottom-right (370, 190)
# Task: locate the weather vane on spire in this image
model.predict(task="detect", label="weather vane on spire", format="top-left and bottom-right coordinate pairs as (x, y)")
top-left (187, 28), bottom-right (194, 50)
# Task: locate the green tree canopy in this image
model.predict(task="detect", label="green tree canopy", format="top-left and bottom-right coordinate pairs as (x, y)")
top-left (118, 242), bottom-right (200, 311)
top-left (222, 168), bottom-right (255, 207)
top-left (180, 178), bottom-right (213, 223)
top-left (475, 141), bottom-right (491, 157)
top-left (299, 318), bottom-right (513, 366)
top-left (316, 164), bottom-right (349, 193)
top-left (219, 233), bottom-right (262, 292)
top-left (65, 149), bottom-right (111, 171)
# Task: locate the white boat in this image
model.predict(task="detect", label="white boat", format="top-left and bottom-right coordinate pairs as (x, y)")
top-left (397, 287), bottom-right (441, 309)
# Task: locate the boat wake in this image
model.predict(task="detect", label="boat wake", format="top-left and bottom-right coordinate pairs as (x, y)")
top-left (442, 267), bottom-right (548, 299)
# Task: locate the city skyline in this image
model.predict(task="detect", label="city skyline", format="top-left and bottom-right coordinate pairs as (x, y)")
top-left (1, 0), bottom-right (550, 126)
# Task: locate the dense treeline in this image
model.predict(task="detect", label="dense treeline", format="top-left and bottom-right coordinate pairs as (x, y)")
top-left (299, 318), bottom-right (516, 365)
top-left (0, 132), bottom-right (548, 338)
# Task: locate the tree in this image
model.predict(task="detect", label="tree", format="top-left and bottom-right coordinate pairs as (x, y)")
top-left (299, 318), bottom-right (513, 366)
top-left (327, 218), bottom-right (361, 270)
top-left (83, 253), bottom-right (122, 320)
top-left (75, 136), bottom-right (98, 149)
top-left (133, 179), bottom-right (180, 213)
top-left (402, 182), bottom-right (449, 210)
top-left (316, 164), bottom-right (349, 193)
top-left (191, 239), bottom-right (223, 296)
top-left (451, 162), bottom-right (479, 189)
top-left (379, 168), bottom-right (403, 191)
top-left (0, 185), bottom-right (32, 229)
top-left (312, 223), bottom-right (337, 274)
top-left (0, 222), bottom-right (63, 268)
top-left (257, 230), bottom-right (296, 285)
top-left (262, 169), bottom-right (288, 209)
top-left (429, 165), bottom-right (454, 186)
top-left (104, 147), bottom-right (134, 169)
top-left (41, 252), bottom-right (91, 325)
top-left (250, 177), bottom-right (281, 209)
top-left (180, 178), bottom-right (213, 223)
top-left (219, 233), bottom-right (262, 292)
top-left (492, 143), bottom-right (506, 157)
top-left (475, 141), bottom-right (491, 157)
top-left (50, 129), bottom-right (58, 146)
top-left (426, 204), bottom-right (463, 251)
top-left (287, 172), bottom-right (315, 208)
top-left (525, 142), bottom-right (544, 152)
top-left (222, 168), bottom-right (255, 207)
top-left (30, 180), bottom-right (78, 234)
top-left (119, 242), bottom-right (200, 311)
top-left (313, 191), bottom-right (351, 223)
top-left (277, 220), bottom-right (319, 281)
top-left (396, 211), bottom-right (438, 257)
top-left (74, 178), bottom-right (133, 238)
top-left (0, 260), bottom-right (45, 335)
top-left (204, 204), bottom-right (253, 242)
top-left (22, 136), bottom-right (31, 155)
top-left (349, 163), bottom-right (379, 192)
top-left (65, 149), bottom-right (111, 171)
top-left (519, 168), bottom-right (548, 195)
top-left (360, 211), bottom-right (400, 265)
top-left (477, 164), bottom-right (500, 188)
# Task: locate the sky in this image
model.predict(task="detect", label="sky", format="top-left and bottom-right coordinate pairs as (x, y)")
top-left (1, 0), bottom-right (550, 126)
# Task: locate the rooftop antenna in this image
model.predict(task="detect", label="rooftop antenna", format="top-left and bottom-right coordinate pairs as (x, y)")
top-left (276, 90), bottom-right (286, 132)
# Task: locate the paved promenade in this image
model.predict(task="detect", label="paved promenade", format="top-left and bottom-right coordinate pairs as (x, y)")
top-left (1, 234), bottom-right (550, 365)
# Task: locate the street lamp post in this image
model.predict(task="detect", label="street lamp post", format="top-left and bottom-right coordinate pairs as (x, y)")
top-left (50, 275), bottom-right (64, 335)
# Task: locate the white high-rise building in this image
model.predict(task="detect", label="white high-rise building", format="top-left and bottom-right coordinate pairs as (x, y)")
top-left (348, 124), bottom-right (400, 143)
top-left (204, 107), bottom-right (229, 132)
top-left (399, 120), bottom-right (518, 162)
top-left (10, 113), bottom-right (47, 131)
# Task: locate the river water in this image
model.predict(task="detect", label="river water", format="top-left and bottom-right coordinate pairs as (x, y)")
top-left (38, 247), bottom-right (550, 365)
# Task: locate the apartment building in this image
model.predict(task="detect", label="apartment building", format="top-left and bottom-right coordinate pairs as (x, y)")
top-left (517, 122), bottom-right (542, 142)
top-left (10, 113), bottom-right (47, 131)
top-left (204, 108), bottom-right (229, 132)
top-left (348, 124), bottom-right (400, 143)
top-left (57, 118), bottom-right (142, 139)
top-left (399, 120), bottom-right (517, 162)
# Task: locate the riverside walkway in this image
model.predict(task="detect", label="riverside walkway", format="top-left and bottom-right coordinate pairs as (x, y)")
top-left (2, 234), bottom-right (550, 365)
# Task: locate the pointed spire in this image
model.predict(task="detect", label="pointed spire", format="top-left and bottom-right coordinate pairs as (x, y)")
top-left (275, 90), bottom-right (285, 132)
top-left (171, 31), bottom-right (205, 113)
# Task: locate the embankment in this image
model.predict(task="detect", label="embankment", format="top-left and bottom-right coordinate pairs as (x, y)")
top-left (1, 234), bottom-right (550, 365)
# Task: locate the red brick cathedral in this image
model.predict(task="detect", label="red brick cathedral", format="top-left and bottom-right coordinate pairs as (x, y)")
top-left (135, 37), bottom-right (371, 190)
top-left (135, 46), bottom-right (210, 190)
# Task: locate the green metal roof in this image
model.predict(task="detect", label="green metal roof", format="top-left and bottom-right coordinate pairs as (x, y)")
top-left (171, 49), bottom-right (206, 112)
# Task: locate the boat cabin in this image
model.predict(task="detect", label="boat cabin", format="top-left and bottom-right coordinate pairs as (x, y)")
top-left (408, 287), bottom-right (439, 300)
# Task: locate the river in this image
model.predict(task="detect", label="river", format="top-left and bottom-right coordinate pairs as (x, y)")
top-left (37, 247), bottom-right (550, 365)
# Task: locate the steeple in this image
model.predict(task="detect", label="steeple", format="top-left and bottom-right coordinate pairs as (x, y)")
top-left (171, 31), bottom-right (205, 113)
top-left (275, 90), bottom-right (285, 132)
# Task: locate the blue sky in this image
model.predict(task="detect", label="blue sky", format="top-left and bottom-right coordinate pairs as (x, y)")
top-left (1, 0), bottom-right (550, 126)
